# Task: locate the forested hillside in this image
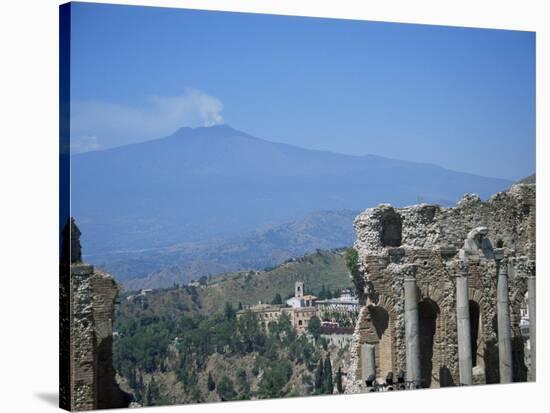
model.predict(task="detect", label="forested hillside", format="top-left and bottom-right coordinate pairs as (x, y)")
top-left (114, 304), bottom-right (348, 405)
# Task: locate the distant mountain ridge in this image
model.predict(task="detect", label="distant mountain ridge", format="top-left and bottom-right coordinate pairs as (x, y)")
top-left (72, 124), bottom-right (512, 256)
top-left (96, 209), bottom-right (357, 289)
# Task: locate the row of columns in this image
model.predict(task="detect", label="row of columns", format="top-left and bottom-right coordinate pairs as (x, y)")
top-left (402, 258), bottom-right (536, 387)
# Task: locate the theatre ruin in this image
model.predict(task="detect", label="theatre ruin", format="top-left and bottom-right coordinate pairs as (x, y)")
top-left (345, 183), bottom-right (536, 392)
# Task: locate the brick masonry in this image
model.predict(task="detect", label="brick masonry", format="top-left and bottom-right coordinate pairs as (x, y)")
top-left (60, 219), bottom-right (130, 411)
top-left (345, 184), bottom-right (535, 392)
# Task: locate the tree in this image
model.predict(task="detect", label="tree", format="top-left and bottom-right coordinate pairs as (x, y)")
top-left (224, 302), bottom-right (236, 321)
top-left (145, 376), bottom-right (160, 406)
top-left (134, 373), bottom-right (144, 403)
top-left (236, 368), bottom-right (250, 396)
top-left (217, 375), bottom-right (236, 401)
top-left (345, 248), bottom-right (365, 304)
top-left (336, 367), bottom-right (343, 393)
top-left (237, 310), bottom-right (264, 353)
top-left (308, 317), bottom-right (321, 341)
top-left (207, 372), bottom-right (216, 391)
top-left (258, 359), bottom-right (293, 398)
top-left (314, 358), bottom-right (324, 393)
top-left (277, 312), bottom-right (295, 342)
top-left (128, 367), bottom-right (137, 389)
top-left (271, 293), bottom-right (283, 305)
top-left (324, 354), bottom-right (333, 394)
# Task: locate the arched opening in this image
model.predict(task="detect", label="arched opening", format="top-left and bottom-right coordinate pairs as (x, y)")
top-left (380, 210), bottom-right (402, 247)
top-left (484, 314), bottom-right (500, 384)
top-left (469, 301), bottom-right (480, 367)
top-left (419, 299), bottom-right (439, 388)
top-left (367, 306), bottom-right (393, 378)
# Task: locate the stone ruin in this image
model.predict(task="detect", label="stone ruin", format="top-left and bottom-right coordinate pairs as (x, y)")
top-left (59, 218), bottom-right (130, 411)
top-left (345, 183), bottom-right (536, 392)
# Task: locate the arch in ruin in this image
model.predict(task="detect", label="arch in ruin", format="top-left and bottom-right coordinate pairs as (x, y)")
top-left (469, 300), bottom-right (481, 368)
top-left (418, 298), bottom-right (439, 388)
top-left (356, 292), bottom-right (397, 383)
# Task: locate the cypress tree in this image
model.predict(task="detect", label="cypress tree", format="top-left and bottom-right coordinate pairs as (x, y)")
top-left (145, 383), bottom-right (152, 406)
top-left (271, 293), bottom-right (283, 305)
top-left (128, 367), bottom-right (137, 389)
top-left (224, 302), bottom-right (236, 320)
top-left (136, 373), bottom-right (144, 403)
top-left (336, 367), bottom-right (343, 393)
top-left (314, 358), bottom-right (324, 393)
top-left (145, 376), bottom-right (160, 406)
top-left (324, 354), bottom-right (333, 394)
top-left (207, 372), bottom-right (216, 391)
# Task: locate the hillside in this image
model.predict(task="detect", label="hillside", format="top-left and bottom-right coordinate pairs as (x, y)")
top-left (113, 248), bottom-right (354, 405)
top-left (114, 304), bottom-right (349, 406)
top-left (109, 210), bottom-right (356, 289)
top-left (72, 124), bottom-right (512, 260)
top-left (119, 248), bottom-right (352, 317)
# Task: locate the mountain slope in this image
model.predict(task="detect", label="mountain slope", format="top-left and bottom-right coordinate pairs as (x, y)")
top-left (98, 210), bottom-right (357, 288)
top-left (72, 124), bottom-right (512, 260)
top-left (119, 249), bottom-right (352, 315)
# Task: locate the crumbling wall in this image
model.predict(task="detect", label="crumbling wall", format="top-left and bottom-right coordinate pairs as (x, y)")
top-left (69, 264), bottom-right (130, 411)
top-left (346, 184), bottom-right (535, 392)
top-left (61, 219), bottom-right (130, 411)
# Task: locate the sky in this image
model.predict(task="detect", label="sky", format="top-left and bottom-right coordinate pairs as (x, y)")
top-left (69, 2), bottom-right (535, 180)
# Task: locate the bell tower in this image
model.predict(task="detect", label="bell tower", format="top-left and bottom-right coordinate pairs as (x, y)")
top-left (295, 281), bottom-right (304, 298)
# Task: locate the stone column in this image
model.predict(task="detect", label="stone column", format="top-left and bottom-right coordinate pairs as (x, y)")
top-left (455, 261), bottom-right (473, 385)
top-left (404, 265), bottom-right (420, 387)
top-left (496, 258), bottom-right (513, 383)
top-left (361, 344), bottom-right (376, 382)
top-left (527, 261), bottom-right (536, 381)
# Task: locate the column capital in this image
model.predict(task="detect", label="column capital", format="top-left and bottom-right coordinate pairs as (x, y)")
top-left (527, 260), bottom-right (536, 278)
top-left (402, 264), bottom-right (417, 281)
top-left (493, 247), bottom-right (505, 262)
top-left (513, 258), bottom-right (536, 279)
top-left (453, 259), bottom-right (469, 278)
top-left (497, 258), bottom-right (509, 277)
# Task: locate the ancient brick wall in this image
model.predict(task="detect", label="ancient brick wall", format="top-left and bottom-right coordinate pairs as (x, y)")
top-left (67, 264), bottom-right (130, 411)
top-left (346, 184), bottom-right (535, 392)
top-left (60, 219), bottom-right (130, 411)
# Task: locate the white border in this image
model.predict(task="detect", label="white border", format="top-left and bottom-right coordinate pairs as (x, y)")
top-left (0, 1), bottom-right (547, 412)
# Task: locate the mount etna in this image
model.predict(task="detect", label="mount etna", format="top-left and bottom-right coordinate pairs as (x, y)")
top-left (71, 124), bottom-right (512, 288)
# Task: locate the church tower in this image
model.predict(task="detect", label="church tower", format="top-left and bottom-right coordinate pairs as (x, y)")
top-left (295, 281), bottom-right (304, 298)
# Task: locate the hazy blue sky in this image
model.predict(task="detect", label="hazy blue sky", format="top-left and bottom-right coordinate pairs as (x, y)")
top-left (70, 2), bottom-right (535, 180)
